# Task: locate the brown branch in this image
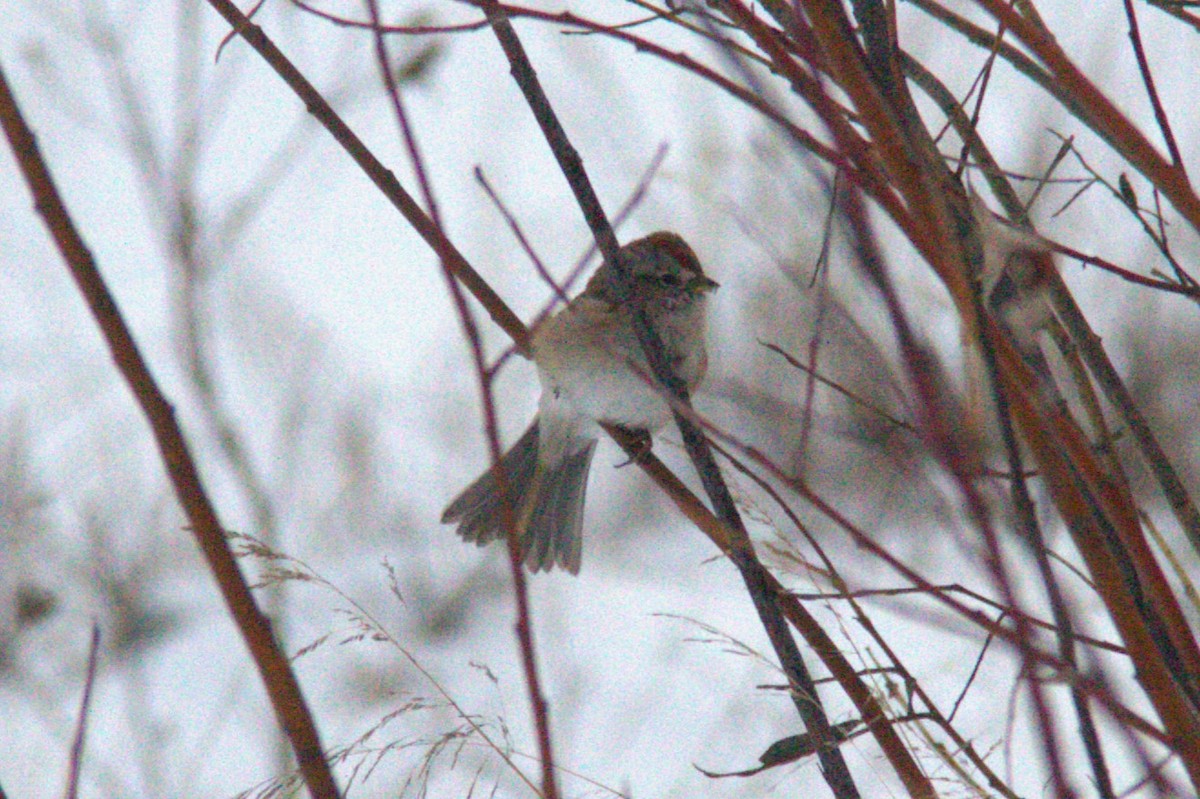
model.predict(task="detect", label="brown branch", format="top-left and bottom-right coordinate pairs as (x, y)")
top-left (989, 313), bottom-right (1200, 790)
top-left (1049, 239), bottom-right (1200, 298)
top-left (1147, 0), bottom-right (1200, 32)
top-left (0, 66), bottom-right (341, 799)
top-left (716, 1), bottom-right (917, 249)
top-left (797, 0), bottom-right (971, 304)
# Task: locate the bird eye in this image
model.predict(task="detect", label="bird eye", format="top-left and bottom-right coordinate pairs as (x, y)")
top-left (658, 272), bottom-right (683, 287)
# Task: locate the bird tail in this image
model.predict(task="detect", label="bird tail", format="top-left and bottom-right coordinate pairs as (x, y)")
top-left (441, 420), bottom-right (596, 574)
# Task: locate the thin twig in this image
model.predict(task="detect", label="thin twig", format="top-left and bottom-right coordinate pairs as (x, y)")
top-left (63, 625), bottom-right (102, 799)
top-left (949, 616), bottom-right (997, 723)
top-left (792, 583), bottom-right (1124, 654)
top-left (473, 166), bottom-right (565, 303)
top-left (1053, 133), bottom-right (1196, 288)
top-left (1122, 0), bottom-right (1187, 176)
top-left (761, 341), bottom-right (916, 433)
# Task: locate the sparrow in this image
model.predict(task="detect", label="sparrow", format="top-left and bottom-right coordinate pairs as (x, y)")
top-left (441, 231), bottom-right (719, 573)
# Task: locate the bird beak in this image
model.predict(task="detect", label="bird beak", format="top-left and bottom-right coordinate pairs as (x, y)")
top-left (691, 274), bottom-right (720, 292)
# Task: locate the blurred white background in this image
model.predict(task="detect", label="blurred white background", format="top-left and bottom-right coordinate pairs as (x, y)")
top-left (2, 2), bottom-right (1199, 797)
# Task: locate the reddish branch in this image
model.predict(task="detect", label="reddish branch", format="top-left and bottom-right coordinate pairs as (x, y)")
top-left (0, 66), bottom-right (341, 799)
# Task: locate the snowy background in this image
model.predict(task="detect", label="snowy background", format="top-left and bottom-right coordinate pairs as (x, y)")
top-left (2, 2), bottom-right (1200, 797)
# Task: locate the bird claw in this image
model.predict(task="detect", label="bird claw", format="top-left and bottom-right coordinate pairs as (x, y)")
top-left (614, 427), bottom-right (653, 468)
